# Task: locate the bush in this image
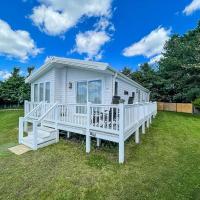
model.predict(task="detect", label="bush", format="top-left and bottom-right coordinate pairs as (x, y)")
top-left (193, 97), bottom-right (200, 109)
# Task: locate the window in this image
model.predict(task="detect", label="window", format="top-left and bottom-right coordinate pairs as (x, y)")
top-left (88, 80), bottom-right (102, 104)
top-left (76, 82), bottom-right (87, 104)
top-left (76, 80), bottom-right (102, 104)
top-left (114, 81), bottom-right (118, 96)
top-left (45, 82), bottom-right (50, 103)
top-left (34, 84), bottom-right (38, 102)
top-left (132, 92), bottom-right (135, 98)
top-left (39, 83), bottom-right (44, 101)
top-left (124, 90), bottom-right (128, 95)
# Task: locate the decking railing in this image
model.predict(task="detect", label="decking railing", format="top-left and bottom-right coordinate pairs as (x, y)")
top-left (24, 100), bottom-right (39, 116)
top-left (24, 101), bottom-right (157, 135)
top-left (124, 102), bottom-right (156, 132)
top-left (24, 101), bottom-right (54, 120)
top-left (57, 104), bottom-right (87, 127)
top-left (89, 104), bottom-right (120, 134)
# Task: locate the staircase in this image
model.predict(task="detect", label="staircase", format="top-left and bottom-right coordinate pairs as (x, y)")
top-left (19, 102), bottom-right (59, 150)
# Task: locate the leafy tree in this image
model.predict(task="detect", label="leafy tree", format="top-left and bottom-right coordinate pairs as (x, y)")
top-left (193, 97), bottom-right (200, 109)
top-left (122, 63), bottom-right (162, 101)
top-left (27, 66), bottom-right (35, 76)
top-left (121, 66), bottom-right (132, 78)
top-left (159, 22), bottom-right (200, 102)
top-left (0, 66), bottom-right (32, 106)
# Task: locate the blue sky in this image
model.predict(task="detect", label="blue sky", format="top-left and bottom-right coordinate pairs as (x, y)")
top-left (0, 0), bottom-right (200, 80)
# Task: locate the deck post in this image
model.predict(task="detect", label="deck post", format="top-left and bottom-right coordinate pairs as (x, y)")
top-left (86, 102), bottom-right (91, 153)
top-left (142, 123), bottom-right (145, 134)
top-left (24, 100), bottom-right (27, 115)
top-left (135, 128), bottom-right (140, 144)
top-left (33, 121), bottom-right (38, 150)
top-left (55, 104), bottom-right (58, 130)
top-left (67, 131), bottom-right (71, 138)
top-left (119, 103), bottom-right (125, 164)
top-left (86, 133), bottom-right (91, 153)
top-left (18, 117), bottom-right (24, 144)
top-left (97, 138), bottom-right (101, 147)
top-left (147, 118), bottom-right (150, 128)
top-left (150, 115), bottom-right (152, 124)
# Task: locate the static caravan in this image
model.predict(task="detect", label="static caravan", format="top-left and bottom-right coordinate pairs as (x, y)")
top-left (19, 57), bottom-right (157, 163)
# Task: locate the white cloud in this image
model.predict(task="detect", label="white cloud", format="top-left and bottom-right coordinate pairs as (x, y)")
top-left (30, 0), bottom-right (112, 36)
top-left (122, 27), bottom-right (171, 58)
top-left (94, 17), bottom-right (115, 32)
top-left (0, 70), bottom-right (11, 80)
top-left (73, 30), bottom-right (110, 60)
top-left (71, 10), bottom-right (114, 60)
top-left (148, 54), bottom-right (163, 65)
top-left (183, 0), bottom-right (200, 15)
top-left (0, 19), bottom-right (42, 61)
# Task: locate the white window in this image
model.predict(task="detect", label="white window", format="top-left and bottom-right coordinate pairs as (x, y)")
top-left (39, 83), bottom-right (44, 101)
top-left (34, 84), bottom-right (38, 102)
top-left (76, 80), bottom-right (102, 104)
top-left (45, 82), bottom-right (50, 103)
top-left (76, 81), bottom-right (87, 104)
top-left (88, 80), bottom-right (102, 104)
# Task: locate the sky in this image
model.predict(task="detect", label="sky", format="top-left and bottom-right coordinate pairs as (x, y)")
top-left (0, 0), bottom-right (200, 80)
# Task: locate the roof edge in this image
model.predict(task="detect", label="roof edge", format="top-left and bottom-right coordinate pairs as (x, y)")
top-left (25, 57), bottom-right (109, 83)
top-left (25, 57), bottom-right (149, 93)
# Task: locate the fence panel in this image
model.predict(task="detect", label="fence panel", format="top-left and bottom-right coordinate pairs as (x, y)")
top-left (177, 103), bottom-right (193, 113)
top-left (163, 103), bottom-right (176, 112)
top-left (157, 102), bottom-right (193, 113)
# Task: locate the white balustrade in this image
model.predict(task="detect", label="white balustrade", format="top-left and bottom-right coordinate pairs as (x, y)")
top-left (23, 101), bottom-right (157, 135)
top-left (89, 104), bottom-right (120, 134)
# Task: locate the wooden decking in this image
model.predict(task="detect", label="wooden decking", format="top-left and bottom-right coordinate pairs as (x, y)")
top-left (19, 101), bottom-right (157, 163)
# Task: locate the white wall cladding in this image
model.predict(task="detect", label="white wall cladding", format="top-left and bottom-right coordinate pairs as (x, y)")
top-left (66, 67), bottom-right (113, 104)
top-left (116, 77), bottom-right (148, 104)
top-left (54, 68), bottom-right (66, 103)
top-left (30, 64), bottom-right (149, 105)
top-left (31, 68), bottom-right (55, 103)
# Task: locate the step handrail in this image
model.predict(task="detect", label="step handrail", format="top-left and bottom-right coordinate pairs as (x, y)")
top-left (37, 103), bottom-right (58, 124)
top-left (24, 102), bottom-right (43, 120)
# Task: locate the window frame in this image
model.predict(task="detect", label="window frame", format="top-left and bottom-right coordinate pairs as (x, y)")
top-left (124, 90), bottom-right (129, 95)
top-left (76, 79), bottom-right (103, 104)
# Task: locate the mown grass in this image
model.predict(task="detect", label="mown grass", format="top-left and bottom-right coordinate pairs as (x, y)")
top-left (0, 110), bottom-right (200, 200)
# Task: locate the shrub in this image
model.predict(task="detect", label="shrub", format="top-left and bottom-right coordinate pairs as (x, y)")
top-left (193, 97), bottom-right (200, 109)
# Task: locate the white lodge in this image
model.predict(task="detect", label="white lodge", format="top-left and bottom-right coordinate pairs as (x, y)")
top-left (19, 57), bottom-right (157, 163)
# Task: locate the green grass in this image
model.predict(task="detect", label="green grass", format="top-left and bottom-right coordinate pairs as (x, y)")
top-left (0, 111), bottom-right (200, 200)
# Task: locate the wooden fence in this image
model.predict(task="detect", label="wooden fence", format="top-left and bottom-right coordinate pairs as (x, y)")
top-left (157, 102), bottom-right (193, 114)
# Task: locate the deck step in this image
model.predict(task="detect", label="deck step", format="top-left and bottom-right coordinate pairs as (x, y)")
top-left (37, 126), bottom-right (56, 133)
top-left (28, 126), bottom-right (56, 139)
top-left (22, 125), bottom-right (58, 149)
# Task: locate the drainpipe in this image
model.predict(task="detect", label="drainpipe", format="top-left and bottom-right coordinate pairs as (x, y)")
top-left (112, 72), bottom-right (117, 96)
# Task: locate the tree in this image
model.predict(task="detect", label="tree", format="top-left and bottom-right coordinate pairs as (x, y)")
top-left (122, 63), bottom-right (162, 101)
top-left (121, 66), bottom-right (132, 78)
top-left (158, 22), bottom-right (200, 102)
top-left (27, 66), bottom-right (35, 77)
top-left (0, 67), bottom-right (31, 106)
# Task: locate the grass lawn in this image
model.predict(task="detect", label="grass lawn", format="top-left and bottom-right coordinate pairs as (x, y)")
top-left (0, 110), bottom-right (200, 200)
